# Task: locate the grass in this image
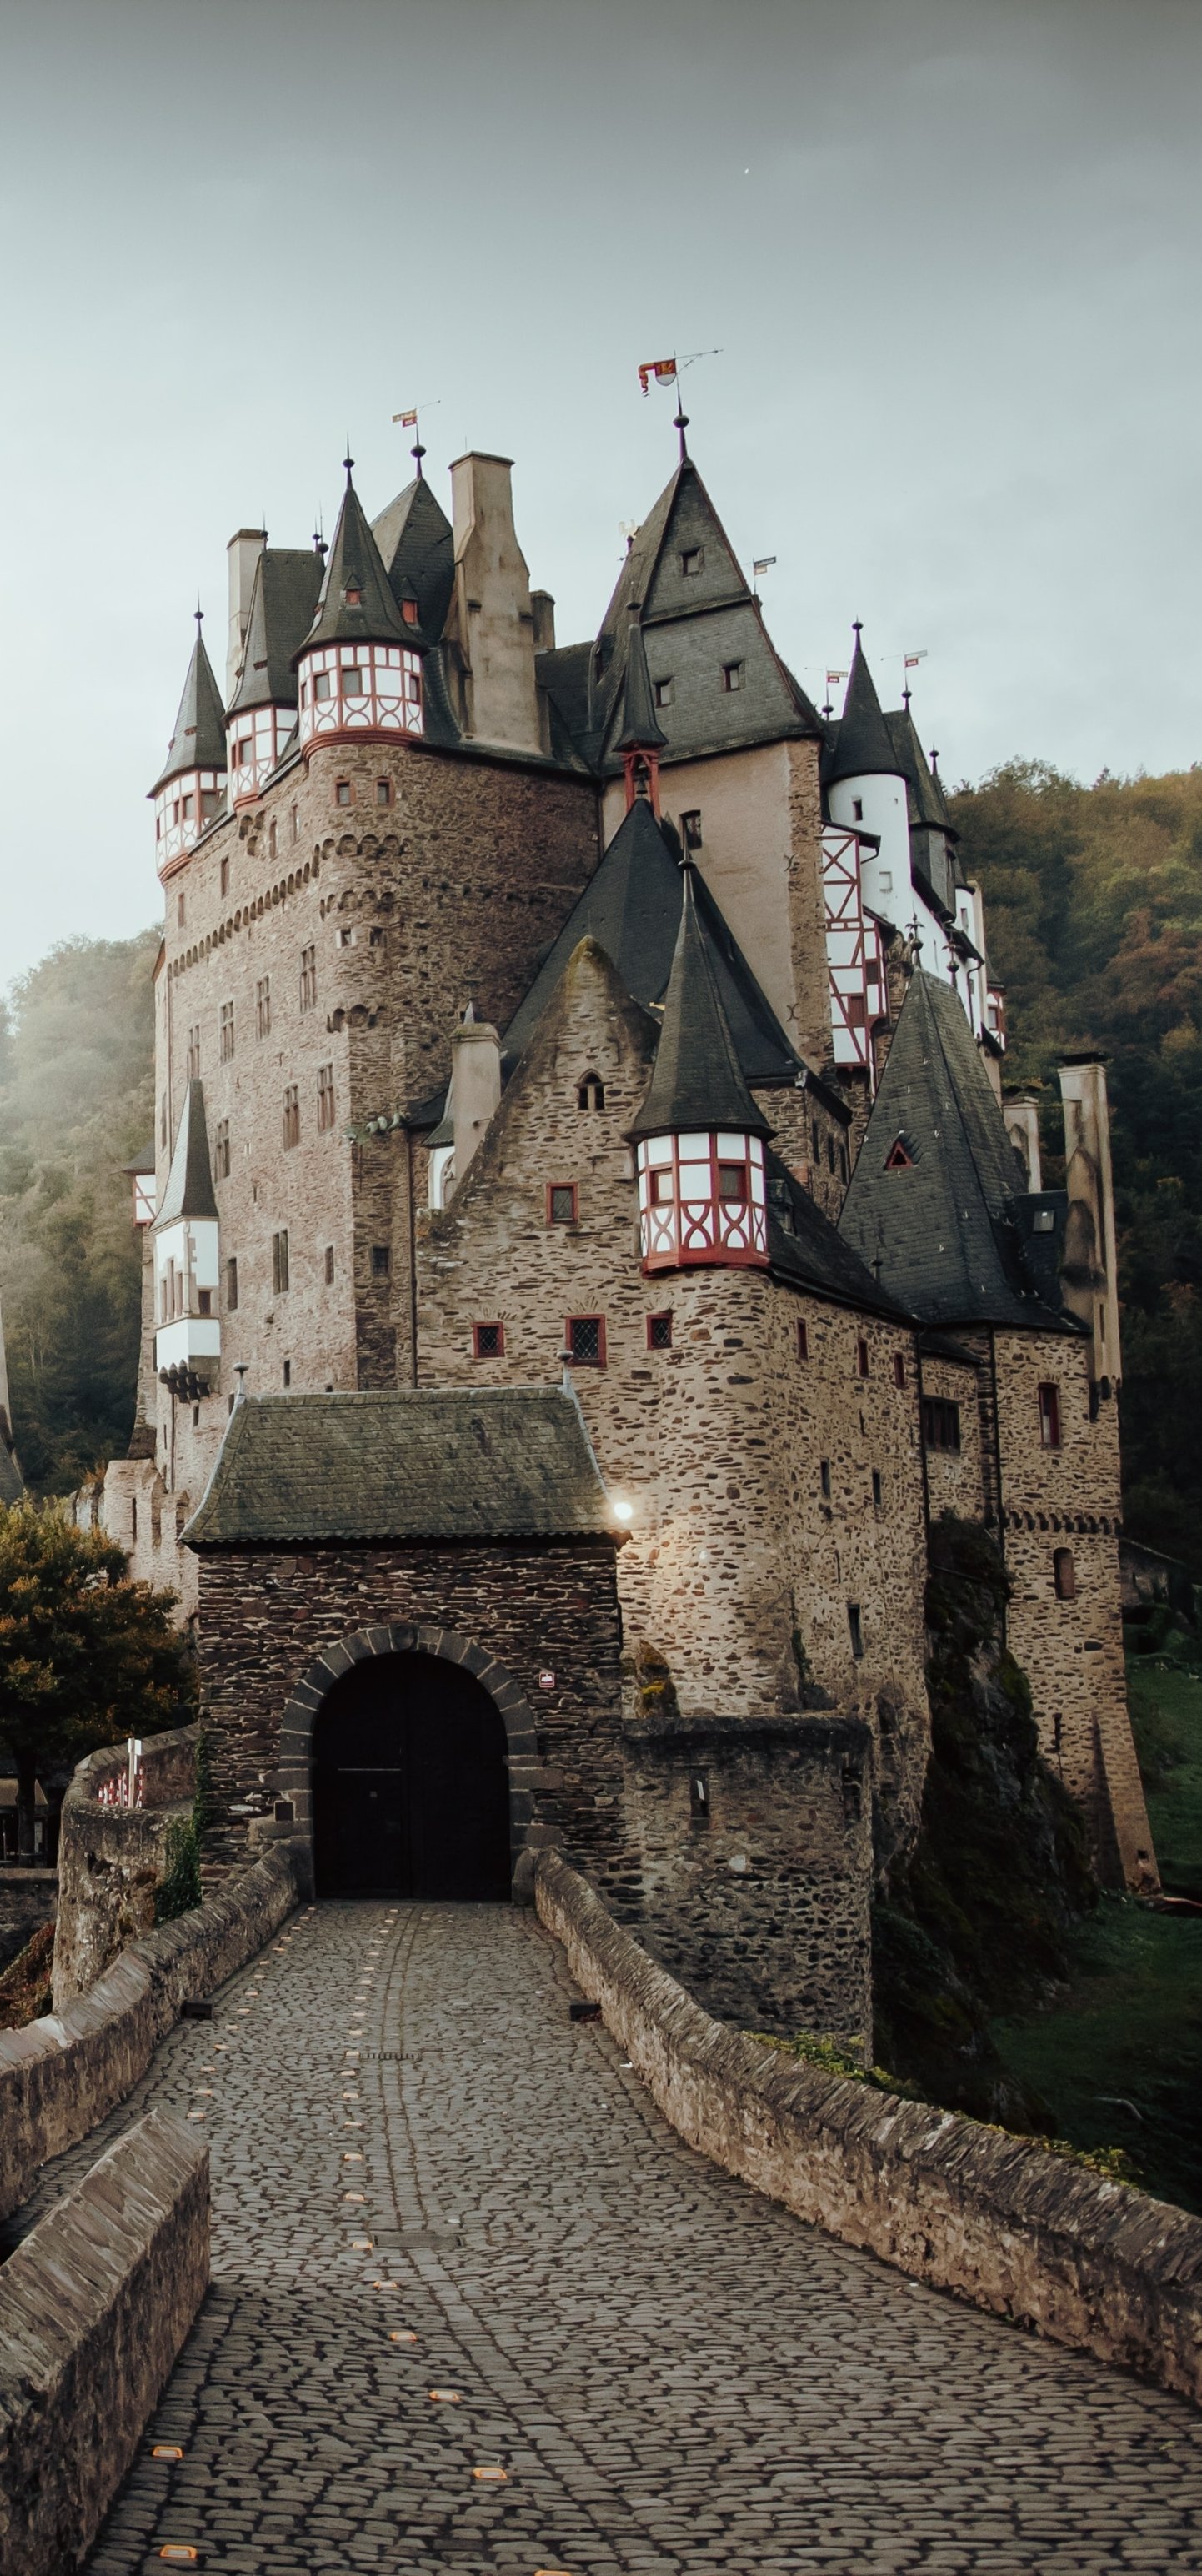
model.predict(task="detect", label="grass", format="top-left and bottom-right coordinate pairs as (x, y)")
top-left (992, 1641), bottom-right (1202, 2214)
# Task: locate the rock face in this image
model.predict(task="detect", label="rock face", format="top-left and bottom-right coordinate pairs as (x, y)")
top-left (874, 1515), bottom-right (1096, 2122)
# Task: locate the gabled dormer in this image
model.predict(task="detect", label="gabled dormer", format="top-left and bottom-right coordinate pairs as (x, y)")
top-left (150, 618), bottom-right (227, 876)
top-left (629, 865), bottom-right (773, 1275)
top-left (153, 1080), bottom-right (221, 1394)
top-left (294, 466), bottom-right (426, 754)
top-left (226, 546), bottom-right (324, 806)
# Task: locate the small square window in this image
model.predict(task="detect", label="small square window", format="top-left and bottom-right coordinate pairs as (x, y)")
top-left (820, 1459), bottom-right (831, 1498)
top-left (566, 1314), bottom-right (605, 1366)
top-left (893, 1351), bottom-right (906, 1389)
top-left (681, 810), bottom-right (703, 851)
top-left (680, 548), bottom-right (704, 577)
top-left (369, 925), bottom-right (385, 947)
top-left (796, 1320), bottom-right (809, 1361)
top-left (722, 662), bottom-right (744, 693)
top-left (314, 671), bottom-right (333, 702)
top-left (647, 1312), bottom-right (673, 1351)
top-left (547, 1181), bottom-right (578, 1225)
top-left (324, 1245), bottom-right (335, 1285)
top-left (371, 1244), bottom-right (391, 1278)
top-left (856, 1336), bottom-right (869, 1378)
top-left (342, 668), bottom-right (364, 696)
top-left (473, 1321), bottom-right (504, 1358)
top-left (718, 1161), bottom-right (748, 1203)
top-left (376, 779), bottom-right (391, 807)
top-left (335, 780), bottom-right (352, 808)
top-left (338, 926), bottom-right (355, 948)
top-left (653, 677), bottom-right (674, 708)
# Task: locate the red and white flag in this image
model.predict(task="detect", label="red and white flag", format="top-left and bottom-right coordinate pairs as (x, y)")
top-left (638, 358), bottom-right (677, 396)
top-left (392, 408), bottom-right (418, 427)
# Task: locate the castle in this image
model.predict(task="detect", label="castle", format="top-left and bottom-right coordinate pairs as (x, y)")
top-left (96, 414), bottom-right (1155, 2039)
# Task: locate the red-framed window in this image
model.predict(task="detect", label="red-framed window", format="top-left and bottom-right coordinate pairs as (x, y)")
top-left (856, 1336), bottom-right (869, 1377)
top-left (566, 1315), bottom-right (605, 1367)
top-left (547, 1181), bottom-right (578, 1225)
top-left (1039, 1381), bottom-right (1061, 1449)
top-left (796, 1320), bottom-right (809, 1361)
top-left (893, 1351), bottom-right (906, 1388)
top-left (647, 1312), bottom-right (673, 1351)
top-left (473, 1321), bottom-right (504, 1359)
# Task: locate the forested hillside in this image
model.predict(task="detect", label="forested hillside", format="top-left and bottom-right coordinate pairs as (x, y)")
top-left (948, 761), bottom-right (1202, 1576)
top-left (0, 933), bottom-right (158, 1491)
top-left (4, 764), bottom-right (1202, 1561)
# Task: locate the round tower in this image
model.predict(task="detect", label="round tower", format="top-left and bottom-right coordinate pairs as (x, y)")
top-left (150, 613), bottom-right (228, 876)
top-left (629, 865), bottom-right (772, 1274)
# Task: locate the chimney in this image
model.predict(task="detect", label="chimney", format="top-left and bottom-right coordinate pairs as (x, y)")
top-left (1002, 1091), bottom-right (1043, 1192)
top-left (450, 1008), bottom-right (502, 1191)
top-left (226, 527), bottom-right (267, 701)
top-left (1058, 1055), bottom-right (1121, 1391)
top-left (446, 455), bottom-right (542, 754)
top-left (531, 589), bottom-right (556, 654)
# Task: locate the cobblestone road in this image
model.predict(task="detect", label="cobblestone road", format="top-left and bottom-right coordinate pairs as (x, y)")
top-left (27, 1901), bottom-right (1200, 2573)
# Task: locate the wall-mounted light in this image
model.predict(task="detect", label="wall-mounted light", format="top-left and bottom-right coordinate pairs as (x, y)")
top-left (610, 1496), bottom-right (634, 1524)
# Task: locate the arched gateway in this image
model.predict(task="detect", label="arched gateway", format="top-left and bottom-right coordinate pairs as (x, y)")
top-left (310, 1640), bottom-right (513, 1898)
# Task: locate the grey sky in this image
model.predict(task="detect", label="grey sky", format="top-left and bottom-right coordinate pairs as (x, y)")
top-left (2, 0), bottom-right (1199, 983)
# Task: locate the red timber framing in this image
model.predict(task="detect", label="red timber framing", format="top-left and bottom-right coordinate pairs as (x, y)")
top-left (821, 826), bottom-right (886, 1081)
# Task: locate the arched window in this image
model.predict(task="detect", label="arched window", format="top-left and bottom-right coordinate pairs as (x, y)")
top-left (578, 1075), bottom-right (605, 1111)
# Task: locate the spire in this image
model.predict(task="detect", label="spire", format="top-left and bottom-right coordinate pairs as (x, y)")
top-left (227, 549), bottom-right (325, 718)
top-left (152, 624), bottom-right (228, 793)
top-left (297, 469), bottom-right (414, 659)
top-left (153, 1080), bottom-right (219, 1231)
top-left (614, 607), bottom-right (668, 753)
top-left (824, 627), bottom-right (900, 785)
top-left (629, 866), bottom-right (772, 1142)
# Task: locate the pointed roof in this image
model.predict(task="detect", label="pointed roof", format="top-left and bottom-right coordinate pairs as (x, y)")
top-left (824, 634), bottom-right (901, 787)
top-left (372, 477), bottom-right (455, 639)
top-left (153, 1080), bottom-right (218, 1231)
top-left (884, 704), bottom-right (954, 834)
top-left (153, 628), bottom-right (227, 793)
top-left (297, 474), bottom-right (413, 659)
top-left (503, 799), bottom-right (800, 1087)
top-left (614, 613), bottom-right (667, 752)
top-left (228, 549), bottom-right (325, 717)
top-left (838, 972), bottom-right (1074, 1331)
top-left (629, 866), bottom-right (772, 1143)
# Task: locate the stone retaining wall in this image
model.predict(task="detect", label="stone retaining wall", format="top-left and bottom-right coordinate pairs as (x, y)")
top-left (0, 1868), bottom-right (57, 1974)
top-left (0, 2109), bottom-right (208, 2576)
top-left (0, 1838), bottom-right (304, 2223)
top-left (53, 1725), bottom-right (202, 2012)
top-left (535, 1848), bottom-right (1202, 2407)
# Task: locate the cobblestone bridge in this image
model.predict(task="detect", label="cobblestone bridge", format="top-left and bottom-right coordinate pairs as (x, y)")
top-left (23, 1902), bottom-right (1202, 2573)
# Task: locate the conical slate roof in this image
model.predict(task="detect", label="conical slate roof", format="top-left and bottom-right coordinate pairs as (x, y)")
top-left (228, 549), bottom-right (325, 717)
top-left (824, 634), bottom-right (900, 787)
top-left (838, 971), bottom-right (1069, 1330)
top-left (629, 866), bottom-right (772, 1143)
top-left (503, 799), bottom-right (799, 1086)
top-left (884, 704), bottom-right (954, 834)
top-left (614, 613), bottom-right (667, 752)
top-left (372, 477), bottom-right (455, 640)
top-left (153, 1080), bottom-right (218, 1231)
top-left (298, 474), bottom-right (414, 659)
top-left (153, 629), bottom-right (227, 793)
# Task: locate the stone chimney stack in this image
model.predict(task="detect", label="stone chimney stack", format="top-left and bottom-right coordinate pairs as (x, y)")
top-left (226, 527), bottom-right (267, 702)
top-left (1002, 1091), bottom-right (1043, 1192)
top-left (450, 1008), bottom-right (502, 1193)
top-left (1058, 1055), bottom-right (1121, 1392)
top-left (530, 589), bottom-right (556, 654)
top-left (446, 454), bottom-right (542, 755)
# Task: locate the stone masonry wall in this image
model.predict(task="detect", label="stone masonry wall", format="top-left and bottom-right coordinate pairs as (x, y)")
top-left (918, 1345), bottom-right (985, 1524)
top-left (614, 1715), bottom-right (873, 2046)
top-left (53, 1725), bottom-right (201, 2012)
top-left (993, 1328), bottom-right (1154, 1887)
top-left (192, 1538), bottom-right (624, 1875)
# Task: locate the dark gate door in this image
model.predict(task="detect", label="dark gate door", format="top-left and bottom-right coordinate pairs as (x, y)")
top-left (313, 1651), bottom-right (511, 1899)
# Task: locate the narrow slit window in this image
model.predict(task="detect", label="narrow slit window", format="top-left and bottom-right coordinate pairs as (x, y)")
top-left (893, 1351), bottom-right (906, 1388)
top-left (1054, 1548), bottom-right (1076, 1601)
top-left (1039, 1381), bottom-right (1061, 1449)
top-left (796, 1320), bottom-right (809, 1361)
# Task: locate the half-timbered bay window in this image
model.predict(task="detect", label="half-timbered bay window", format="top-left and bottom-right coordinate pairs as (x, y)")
top-left (637, 1130), bottom-right (768, 1273)
top-left (297, 641), bottom-right (424, 748)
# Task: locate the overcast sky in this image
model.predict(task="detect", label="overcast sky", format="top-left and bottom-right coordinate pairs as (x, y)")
top-left (2, 0), bottom-right (1199, 985)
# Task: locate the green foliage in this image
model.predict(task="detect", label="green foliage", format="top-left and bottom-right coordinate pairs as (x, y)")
top-left (155, 1813), bottom-right (203, 1922)
top-left (0, 1498), bottom-right (195, 1850)
top-left (949, 760), bottom-right (1202, 1574)
top-left (0, 930), bottom-right (158, 1493)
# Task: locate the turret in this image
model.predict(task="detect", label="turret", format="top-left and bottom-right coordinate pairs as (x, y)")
top-left (294, 463), bottom-right (425, 754)
top-left (153, 1081), bottom-right (221, 1394)
top-left (150, 616), bottom-right (227, 875)
top-left (614, 605), bottom-right (667, 815)
top-left (629, 866), bottom-right (771, 1274)
top-left (226, 544), bottom-right (324, 806)
top-left (824, 629), bottom-right (909, 916)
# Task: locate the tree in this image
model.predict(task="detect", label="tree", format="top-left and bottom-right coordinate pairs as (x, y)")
top-left (0, 1501), bottom-right (195, 1860)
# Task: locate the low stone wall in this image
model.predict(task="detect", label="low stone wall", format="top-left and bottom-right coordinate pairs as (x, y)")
top-left (53, 1725), bottom-right (201, 2012)
top-left (0, 1838), bottom-right (305, 2223)
top-left (0, 1868), bottom-right (57, 1975)
top-left (0, 2109), bottom-right (208, 2576)
top-left (535, 1848), bottom-right (1202, 2407)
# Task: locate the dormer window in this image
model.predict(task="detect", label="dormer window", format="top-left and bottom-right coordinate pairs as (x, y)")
top-left (680, 548), bottom-right (704, 577)
top-left (654, 677), bottom-right (674, 708)
top-left (343, 585), bottom-right (363, 607)
top-left (402, 599), bottom-right (419, 625)
top-left (721, 662), bottom-right (744, 693)
top-left (884, 1137), bottom-right (914, 1170)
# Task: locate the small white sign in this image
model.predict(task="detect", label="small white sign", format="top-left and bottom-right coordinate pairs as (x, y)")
top-left (538, 1670), bottom-right (556, 1690)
